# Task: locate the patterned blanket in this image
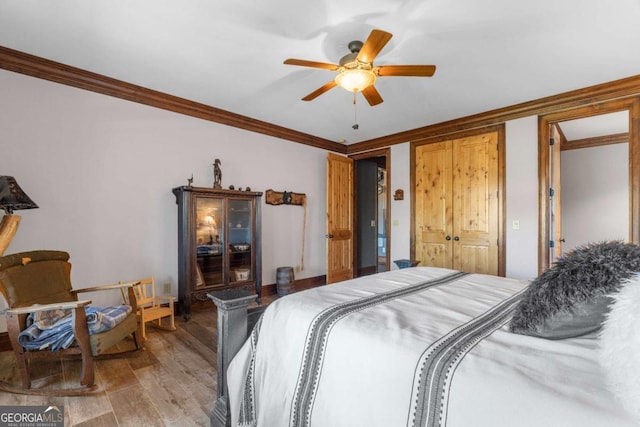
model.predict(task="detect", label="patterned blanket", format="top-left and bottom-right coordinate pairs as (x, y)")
top-left (18, 305), bottom-right (132, 351)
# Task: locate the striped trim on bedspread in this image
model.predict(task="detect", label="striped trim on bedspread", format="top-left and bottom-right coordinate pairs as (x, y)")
top-left (238, 314), bottom-right (263, 426)
top-left (408, 288), bottom-right (525, 427)
top-left (290, 271), bottom-right (468, 427)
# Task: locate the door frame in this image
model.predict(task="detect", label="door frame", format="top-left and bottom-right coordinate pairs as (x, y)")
top-left (548, 123), bottom-right (563, 264)
top-left (350, 148), bottom-right (391, 274)
top-left (537, 97), bottom-right (640, 273)
top-left (410, 124), bottom-right (507, 276)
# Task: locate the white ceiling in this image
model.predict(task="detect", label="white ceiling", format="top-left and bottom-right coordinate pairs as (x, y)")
top-left (1, 0), bottom-right (639, 145)
top-left (559, 111), bottom-right (629, 141)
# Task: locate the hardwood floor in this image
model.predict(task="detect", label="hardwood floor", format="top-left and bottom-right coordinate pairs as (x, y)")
top-left (0, 298), bottom-right (273, 427)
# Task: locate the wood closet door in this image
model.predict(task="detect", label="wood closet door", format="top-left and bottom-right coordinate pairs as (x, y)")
top-left (414, 141), bottom-right (454, 268)
top-left (452, 133), bottom-right (499, 275)
top-left (414, 132), bottom-right (499, 275)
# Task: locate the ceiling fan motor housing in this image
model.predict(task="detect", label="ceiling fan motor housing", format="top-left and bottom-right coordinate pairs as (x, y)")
top-left (340, 40), bottom-right (367, 67)
top-left (348, 40), bottom-right (363, 53)
top-left (339, 52), bottom-right (359, 67)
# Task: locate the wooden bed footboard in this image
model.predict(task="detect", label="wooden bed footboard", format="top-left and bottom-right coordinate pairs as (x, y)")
top-left (207, 289), bottom-right (263, 427)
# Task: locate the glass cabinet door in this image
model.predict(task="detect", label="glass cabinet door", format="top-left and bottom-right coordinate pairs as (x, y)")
top-left (195, 197), bottom-right (224, 288)
top-left (228, 199), bottom-right (253, 283)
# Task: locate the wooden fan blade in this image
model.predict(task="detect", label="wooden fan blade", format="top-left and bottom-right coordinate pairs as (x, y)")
top-left (376, 65), bottom-right (436, 77)
top-left (284, 58), bottom-right (339, 71)
top-left (302, 81), bottom-right (337, 101)
top-left (362, 85), bottom-right (383, 106)
top-left (357, 29), bottom-right (393, 64)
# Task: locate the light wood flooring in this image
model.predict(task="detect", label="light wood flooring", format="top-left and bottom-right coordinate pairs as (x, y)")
top-left (0, 300), bottom-right (270, 427)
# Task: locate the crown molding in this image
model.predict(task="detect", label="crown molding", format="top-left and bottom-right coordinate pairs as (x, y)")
top-left (0, 46), bottom-right (346, 154)
top-left (347, 74), bottom-right (640, 154)
top-left (561, 132), bottom-right (629, 151)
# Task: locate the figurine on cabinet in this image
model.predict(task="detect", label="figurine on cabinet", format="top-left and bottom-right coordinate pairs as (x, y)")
top-left (213, 159), bottom-right (222, 189)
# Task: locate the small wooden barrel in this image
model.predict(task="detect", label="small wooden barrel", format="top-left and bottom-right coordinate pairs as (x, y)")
top-left (276, 267), bottom-right (295, 296)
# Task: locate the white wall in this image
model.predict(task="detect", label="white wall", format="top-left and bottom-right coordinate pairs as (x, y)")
top-left (0, 70), bottom-right (328, 313)
top-left (390, 143), bottom-right (411, 268)
top-left (561, 143), bottom-right (629, 251)
top-left (505, 116), bottom-right (540, 280)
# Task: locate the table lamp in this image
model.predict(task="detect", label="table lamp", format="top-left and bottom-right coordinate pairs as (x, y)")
top-left (0, 176), bottom-right (38, 256)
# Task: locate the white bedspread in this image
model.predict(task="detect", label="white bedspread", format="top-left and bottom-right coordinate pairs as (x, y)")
top-left (227, 267), bottom-right (638, 427)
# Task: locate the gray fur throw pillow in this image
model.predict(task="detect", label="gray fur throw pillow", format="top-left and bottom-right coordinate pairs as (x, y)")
top-left (510, 241), bottom-right (640, 339)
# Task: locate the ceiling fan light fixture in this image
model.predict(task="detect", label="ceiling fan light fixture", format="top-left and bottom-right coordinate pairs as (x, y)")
top-left (334, 67), bottom-right (376, 93)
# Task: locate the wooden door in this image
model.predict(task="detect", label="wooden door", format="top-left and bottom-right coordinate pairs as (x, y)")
top-left (451, 133), bottom-right (499, 275)
top-left (414, 131), bottom-right (500, 275)
top-left (414, 141), bottom-right (453, 268)
top-left (326, 153), bottom-right (354, 284)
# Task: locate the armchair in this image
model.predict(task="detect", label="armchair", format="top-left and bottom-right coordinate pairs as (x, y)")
top-left (0, 250), bottom-right (144, 395)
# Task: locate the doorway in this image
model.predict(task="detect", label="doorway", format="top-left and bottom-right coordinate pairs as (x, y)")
top-left (353, 149), bottom-right (390, 276)
top-left (559, 113), bottom-right (629, 255)
top-left (538, 97), bottom-right (640, 272)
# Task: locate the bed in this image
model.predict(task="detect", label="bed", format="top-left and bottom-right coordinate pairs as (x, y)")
top-left (225, 243), bottom-right (640, 427)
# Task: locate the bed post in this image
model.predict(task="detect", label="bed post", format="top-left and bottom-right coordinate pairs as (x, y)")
top-left (207, 289), bottom-right (257, 427)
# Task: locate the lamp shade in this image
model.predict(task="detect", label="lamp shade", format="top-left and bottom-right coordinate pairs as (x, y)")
top-left (334, 68), bottom-right (377, 93)
top-left (0, 176), bottom-right (38, 215)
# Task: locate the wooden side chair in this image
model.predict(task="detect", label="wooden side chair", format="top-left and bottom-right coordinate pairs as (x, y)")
top-left (120, 276), bottom-right (176, 339)
top-left (0, 250), bottom-right (144, 395)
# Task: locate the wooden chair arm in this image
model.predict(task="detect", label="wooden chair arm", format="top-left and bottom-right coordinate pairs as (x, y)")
top-left (7, 300), bottom-right (92, 315)
top-left (155, 295), bottom-right (176, 303)
top-left (72, 281), bottom-right (140, 312)
top-left (71, 281), bottom-right (142, 294)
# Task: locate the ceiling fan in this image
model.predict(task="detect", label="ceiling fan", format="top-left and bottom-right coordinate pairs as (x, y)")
top-left (284, 29), bottom-right (436, 106)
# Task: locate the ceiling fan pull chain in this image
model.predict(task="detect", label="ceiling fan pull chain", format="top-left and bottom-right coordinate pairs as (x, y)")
top-left (352, 93), bottom-right (359, 130)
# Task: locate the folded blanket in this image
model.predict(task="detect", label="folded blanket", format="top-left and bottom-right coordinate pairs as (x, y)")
top-left (18, 305), bottom-right (132, 351)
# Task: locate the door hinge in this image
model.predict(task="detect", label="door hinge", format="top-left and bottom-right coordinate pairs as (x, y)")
top-left (549, 188), bottom-right (555, 197)
top-left (549, 240), bottom-right (555, 248)
top-left (549, 137), bottom-right (555, 146)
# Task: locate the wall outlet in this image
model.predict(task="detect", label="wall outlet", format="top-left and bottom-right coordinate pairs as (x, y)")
top-left (512, 220), bottom-right (520, 230)
top-left (163, 283), bottom-right (171, 294)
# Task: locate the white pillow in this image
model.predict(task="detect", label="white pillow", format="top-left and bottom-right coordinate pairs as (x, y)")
top-left (599, 274), bottom-right (640, 421)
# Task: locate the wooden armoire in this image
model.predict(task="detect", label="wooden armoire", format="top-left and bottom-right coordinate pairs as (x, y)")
top-left (412, 127), bottom-right (504, 275)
